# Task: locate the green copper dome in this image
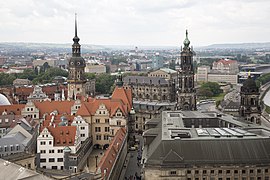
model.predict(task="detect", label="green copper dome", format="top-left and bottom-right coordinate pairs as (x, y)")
top-left (183, 29), bottom-right (190, 48)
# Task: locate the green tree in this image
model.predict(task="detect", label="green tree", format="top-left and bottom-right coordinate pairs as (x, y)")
top-left (95, 74), bottom-right (117, 94)
top-left (0, 73), bottom-right (16, 86)
top-left (16, 69), bottom-right (37, 80)
top-left (85, 73), bottom-right (96, 80)
top-left (199, 82), bottom-right (222, 97)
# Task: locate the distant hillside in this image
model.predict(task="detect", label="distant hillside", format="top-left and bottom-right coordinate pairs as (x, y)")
top-left (202, 42), bottom-right (270, 49)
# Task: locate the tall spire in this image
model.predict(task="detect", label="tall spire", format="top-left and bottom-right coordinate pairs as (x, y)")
top-left (75, 13), bottom-right (78, 38)
top-left (72, 13), bottom-right (81, 57)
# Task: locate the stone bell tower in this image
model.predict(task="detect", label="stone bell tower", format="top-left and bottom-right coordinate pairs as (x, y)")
top-left (176, 30), bottom-right (196, 110)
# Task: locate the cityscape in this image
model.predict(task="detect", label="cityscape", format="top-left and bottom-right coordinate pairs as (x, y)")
top-left (1, 1), bottom-right (270, 180)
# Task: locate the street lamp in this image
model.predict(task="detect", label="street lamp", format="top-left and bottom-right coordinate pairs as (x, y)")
top-left (95, 155), bottom-right (98, 168)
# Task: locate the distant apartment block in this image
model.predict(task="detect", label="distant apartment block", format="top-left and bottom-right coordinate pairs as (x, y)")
top-left (152, 53), bottom-right (164, 70)
top-left (212, 59), bottom-right (239, 74)
top-left (196, 65), bottom-right (238, 84)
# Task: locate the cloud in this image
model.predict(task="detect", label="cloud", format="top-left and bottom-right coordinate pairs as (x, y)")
top-left (0, 0), bottom-right (269, 46)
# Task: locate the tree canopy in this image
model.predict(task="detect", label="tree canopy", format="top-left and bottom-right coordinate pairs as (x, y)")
top-left (197, 82), bottom-right (222, 97)
top-left (0, 67), bottom-right (68, 86)
top-left (256, 72), bottom-right (270, 87)
top-left (95, 74), bottom-right (117, 94)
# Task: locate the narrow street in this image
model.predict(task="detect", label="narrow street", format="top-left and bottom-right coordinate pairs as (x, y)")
top-left (120, 134), bottom-right (143, 180)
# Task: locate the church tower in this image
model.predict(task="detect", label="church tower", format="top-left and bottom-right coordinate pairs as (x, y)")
top-left (67, 14), bottom-right (86, 100)
top-left (176, 30), bottom-right (196, 110)
top-left (239, 75), bottom-right (261, 124)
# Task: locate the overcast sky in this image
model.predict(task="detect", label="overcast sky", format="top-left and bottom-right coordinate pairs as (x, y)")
top-left (0, 0), bottom-right (269, 46)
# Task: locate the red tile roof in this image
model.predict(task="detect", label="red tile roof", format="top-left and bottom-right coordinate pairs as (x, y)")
top-left (77, 87), bottom-right (132, 117)
top-left (41, 126), bottom-right (77, 146)
top-left (42, 114), bottom-right (74, 129)
top-left (77, 99), bottom-right (127, 117)
top-left (34, 100), bottom-right (75, 117)
top-left (96, 128), bottom-right (127, 178)
top-left (0, 104), bottom-right (25, 115)
top-left (14, 87), bottom-right (33, 95)
top-left (111, 87), bottom-right (132, 112)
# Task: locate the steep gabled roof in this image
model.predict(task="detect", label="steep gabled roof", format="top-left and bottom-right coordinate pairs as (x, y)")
top-left (34, 101), bottom-right (75, 116)
top-left (44, 126), bottom-right (77, 146)
top-left (96, 128), bottom-right (127, 179)
top-left (77, 99), bottom-right (128, 117)
top-left (111, 87), bottom-right (132, 112)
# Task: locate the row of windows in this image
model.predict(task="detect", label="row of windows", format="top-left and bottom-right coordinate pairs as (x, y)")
top-left (40, 158), bottom-right (63, 163)
top-left (170, 168), bottom-right (269, 176)
top-left (149, 74), bottom-right (169, 78)
top-left (95, 119), bottom-right (110, 123)
top-left (27, 114), bottom-right (37, 118)
top-left (96, 134), bottom-right (110, 140)
top-left (135, 87), bottom-right (167, 92)
top-left (26, 107), bottom-right (35, 112)
top-left (95, 127), bottom-right (110, 132)
top-left (0, 145), bottom-right (20, 152)
top-left (187, 177), bottom-right (268, 180)
top-left (40, 141), bottom-right (52, 145)
top-left (42, 165), bottom-right (64, 170)
top-left (0, 119), bottom-right (9, 123)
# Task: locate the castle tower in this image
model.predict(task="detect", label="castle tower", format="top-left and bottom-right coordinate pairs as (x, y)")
top-left (67, 14), bottom-right (86, 100)
top-left (239, 75), bottom-right (261, 124)
top-left (176, 30), bottom-right (196, 110)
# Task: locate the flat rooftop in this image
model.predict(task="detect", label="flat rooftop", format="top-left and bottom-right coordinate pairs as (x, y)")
top-left (161, 111), bottom-right (269, 141)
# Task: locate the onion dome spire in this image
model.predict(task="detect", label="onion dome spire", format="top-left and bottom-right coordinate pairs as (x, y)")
top-left (183, 29), bottom-right (190, 48)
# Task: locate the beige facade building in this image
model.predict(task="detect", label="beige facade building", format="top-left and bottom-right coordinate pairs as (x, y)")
top-left (196, 66), bottom-right (238, 84)
top-left (85, 63), bottom-right (106, 74)
top-left (13, 79), bottom-right (32, 87)
top-left (196, 66), bottom-right (210, 82)
top-left (123, 76), bottom-right (175, 103)
top-left (76, 87), bottom-right (132, 149)
top-left (212, 59), bottom-right (239, 74)
top-left (148, 68), bottom-right (177, 81)
top-left (208, 73), bottom-right (238, 84)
